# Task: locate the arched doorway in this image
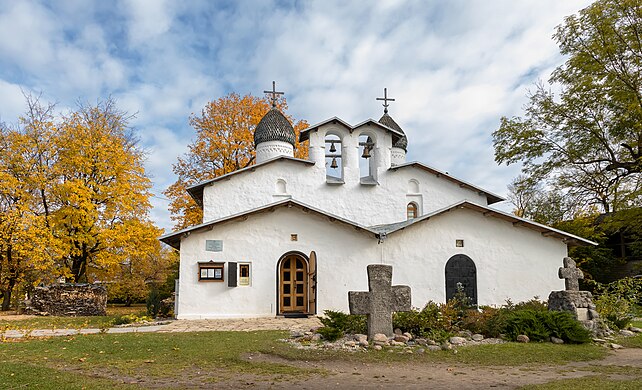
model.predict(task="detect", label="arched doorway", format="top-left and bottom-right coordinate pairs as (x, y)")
top-left (445, 254), bottom-right (477, 305)
top-left (277, 252), bottom-right (309, 314)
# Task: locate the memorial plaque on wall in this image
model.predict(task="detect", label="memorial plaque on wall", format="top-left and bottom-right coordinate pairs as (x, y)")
top-left (205, 240), bottom-right (223, 252)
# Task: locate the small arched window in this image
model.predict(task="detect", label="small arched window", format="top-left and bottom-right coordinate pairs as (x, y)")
top-left (407, 202), bottom-right (418, 220)
top-left (325, 134), bottom-right (343, 182)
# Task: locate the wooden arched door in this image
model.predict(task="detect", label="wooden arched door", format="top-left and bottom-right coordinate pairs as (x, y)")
top-left (445, 254), bottom-right (478, 305)
top-left (279, 253), bottom-right (308, 314)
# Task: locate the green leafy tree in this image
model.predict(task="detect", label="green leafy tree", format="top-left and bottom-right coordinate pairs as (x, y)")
top-left (493, 0), bottom-right (642, 214)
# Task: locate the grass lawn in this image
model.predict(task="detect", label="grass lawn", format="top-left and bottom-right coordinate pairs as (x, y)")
top-left (0, 331), bottom-right (611, 388)
top-left (0, 304), bottom-right (147, 331)
top-left (522, 376), bottom-right (642, 390)
top-left (0, 331), bottom-right (319, 389)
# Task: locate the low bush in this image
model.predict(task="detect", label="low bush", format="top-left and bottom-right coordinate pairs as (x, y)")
top-left (319, 310), bottom-right (366, 335)
top-left (503, 310), bottom-right (591, 343)
top-left (590, 277), bottom-right (642, 330)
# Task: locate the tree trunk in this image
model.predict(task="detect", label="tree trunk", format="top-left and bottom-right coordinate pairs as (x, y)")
top-left (70, 256), bottom-right (87, 283)
top-left (1, 278), bottom-right (16, 311)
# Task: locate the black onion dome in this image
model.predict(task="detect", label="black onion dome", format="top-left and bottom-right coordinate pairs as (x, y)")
top-left (254, 108), bottom-right (296, 147)
top-left (379, 113), bottom-right (407, 151)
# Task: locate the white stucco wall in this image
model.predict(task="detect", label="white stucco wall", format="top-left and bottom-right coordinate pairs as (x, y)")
top-left (177, 206), bottom-right (567, 319)
top-left (202, 121), bottom-right (488, 226)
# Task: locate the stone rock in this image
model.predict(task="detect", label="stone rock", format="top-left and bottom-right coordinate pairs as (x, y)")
top-left (629, 327), bottom-right (642, 333)
top-left (24, 284), bottom-right (107, 316)
top-left (428, 345), bottom-right (441, 352)
top-left (592, 338), bottom-right (607, 343)
top-left (414, 338), bottom-right (427, 346)
top-left (373, 345), bottom-right (383, 351)
top-left (390, 340), bottom-right (405, 346)
top-left (516, 335), bottom-right (530, 343)
top-left (609, 343), bottom-right (623, 349)
top-left (372, 333), bottom-right (388, 343)
top-left (290, 331), bottom-right (304, 338)
top-left (471, 334), bottom-right (484, 341)
top-left (440, 342), bottom-right (452, 350)
top-left (311, 334), bottom-right (322, 342)
top-left (394, 328), bottom-right (402, 335)
top-left (550, 337), bottom-right (564, 344)
top-left (403, 332), bottom-right (413, 340)
top-left (457, 330), bottom-right (472, 339)
top-left (619, 329), bottom-right (635, 337)
top-left (416, 348), bottom-right (425, 354)
top-left (394, 335), bottom-right (409, 343)
top-left (344, 341), bottom-right (356, 347)
top-left (355, 334), bottom-right (368, 343)
top-left (449, 336), bottom-right (467, 345)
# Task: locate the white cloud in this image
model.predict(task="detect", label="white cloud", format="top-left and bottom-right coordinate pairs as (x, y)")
top-left (0, 0), bottom-right (593, 230)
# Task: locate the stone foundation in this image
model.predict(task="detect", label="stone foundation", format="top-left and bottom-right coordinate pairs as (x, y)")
top-left (25, 284), bottom-right (107, 316)
top-left (548, 290), bottom-right (609, 337)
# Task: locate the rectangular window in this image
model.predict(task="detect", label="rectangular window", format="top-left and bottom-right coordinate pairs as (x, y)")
top-left (198, 262), bottom-right (224, 282)
top-left (239, 263), bottom-right (251, 286)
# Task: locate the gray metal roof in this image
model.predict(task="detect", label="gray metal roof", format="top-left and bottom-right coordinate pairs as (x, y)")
top-left (368, 200), bottom-right (597, 247)
top-left (299, 117), bottom-right (405, 143)
top-left (159, 198), bottom-right (378, 249)
top-left (379, 113), bottom-right (407, 151)
top-left (254, 108), bottom-right (296, 146)
top-left (186, 156), bottom-right (315, 207)
top-left (389, 161), bottom-right (505, 205)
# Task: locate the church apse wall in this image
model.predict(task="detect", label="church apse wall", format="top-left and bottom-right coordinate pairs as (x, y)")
top-left (383, 207), bottom-right (567, 307)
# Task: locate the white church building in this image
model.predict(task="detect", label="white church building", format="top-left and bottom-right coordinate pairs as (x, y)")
top-left (160, 87), bottom-right (594, 319)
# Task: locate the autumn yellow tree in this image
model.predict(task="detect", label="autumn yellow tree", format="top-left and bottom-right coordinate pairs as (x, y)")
top-left (48, 100), bottom-right (160, 283)
top-left (164, 93), bottom-right (308, 230)
top-left (107, 222), bottom-right (177, 306)
top-left (0, 100), bottom-right (58, 310)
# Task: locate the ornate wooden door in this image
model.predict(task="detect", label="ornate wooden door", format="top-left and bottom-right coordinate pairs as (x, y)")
top-left (445, 254), bottom-right (478, 305)
top-left (279, 254), bottom-right (308, 313)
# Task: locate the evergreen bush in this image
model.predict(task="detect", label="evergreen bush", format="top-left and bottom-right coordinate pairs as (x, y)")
top-left (502, 309), bottom-right (591, 343)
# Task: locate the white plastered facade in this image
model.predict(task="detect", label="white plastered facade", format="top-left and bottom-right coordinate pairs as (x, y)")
top-left (163, 115), bottom-right (590, 319)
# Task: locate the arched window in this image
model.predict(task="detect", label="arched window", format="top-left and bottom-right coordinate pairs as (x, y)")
top-left (359, 134), bottom-right (376, 184)
top-left (275, 179), bottom-right (287, 194)
top-left (407, 202), bottom-right (418, 220)
top-left (325, 134), bottom-right (343, 182)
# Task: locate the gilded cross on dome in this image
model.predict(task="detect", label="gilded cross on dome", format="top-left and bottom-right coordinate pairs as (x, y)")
top-left (263, 81), bottom-right (284, 108)
top-left (376, 87), bottom-right (396, 114)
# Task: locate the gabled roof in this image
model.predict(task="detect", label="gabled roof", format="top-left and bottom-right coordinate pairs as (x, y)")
top-left (159, 198), bottom-right (378, 249)
top-left (299, 116), bottom-right (405, 142)
top-left (186, 156), bottom-right (315, 207)
top-left (389, 161), bottom-right (505, 205)
top-left (370, 201), bottom-right (597, 247)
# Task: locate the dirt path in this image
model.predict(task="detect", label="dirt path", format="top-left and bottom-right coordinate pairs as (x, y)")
top-left (222, 348), bottom-right (642, 389)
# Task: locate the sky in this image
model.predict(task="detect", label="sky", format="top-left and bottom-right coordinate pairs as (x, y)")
top-left (0, 0), bottom-right (592, 232)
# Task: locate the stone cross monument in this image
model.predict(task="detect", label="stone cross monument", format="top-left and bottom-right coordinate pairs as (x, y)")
top-left (559, 257), bottom-right (584, 291)
top-left (348, 264), bottom-right (411, 340)
top-left (548, 257), bottom-right (607, 336)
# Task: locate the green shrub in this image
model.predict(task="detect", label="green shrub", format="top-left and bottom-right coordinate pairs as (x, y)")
top-left (146, 287), bottom-right (162, 318)
top-left (461, 306), bottom-right (507, 337)
top-left (542, 311), bottom-right (592, 344)
top-left (317, 326), bottom-right (343, 341)
top-left (503, 310), bottom-right (551, 342)
top-left (502, 310), bottom-right (591, 344)
top-left (319, 310), bottom-right (367, 335)
top-left (591, 277), bottom-right (642, 330)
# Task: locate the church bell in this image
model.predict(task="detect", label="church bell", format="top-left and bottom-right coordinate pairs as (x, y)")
top-left (330, 157), bottom-right (338, 169)
top-left (329, 142), bottom-right (336, 153)
top-left (361, 146), bottom-right (371, 159)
